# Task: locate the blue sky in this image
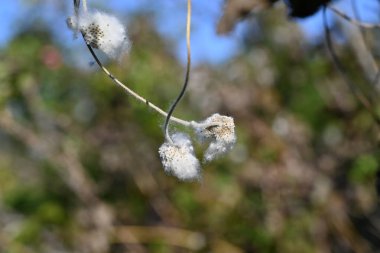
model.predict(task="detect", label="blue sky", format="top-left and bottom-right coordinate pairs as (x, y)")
top-left (0, 0), bottom-right (22, 47)
top-left (0, 0), bottom-right (379, 65)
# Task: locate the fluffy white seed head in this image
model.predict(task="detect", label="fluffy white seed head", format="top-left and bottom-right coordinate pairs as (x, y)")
top-left (67, 11), bottom-right (131, 59)
top-left (158, 133), bottom-right (201, 181)
top-left (192, 114), bottom-right (236, 162)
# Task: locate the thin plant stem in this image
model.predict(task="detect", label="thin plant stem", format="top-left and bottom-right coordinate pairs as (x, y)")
top-left (83, 42), bottom-right (191, 127)
top-left (82, 0), bottom-right (88, 12)
top-left (164, 0), bottom-right (192, 143)
top-left (350, 0), bottom-right (380, 95)
top-left (73, 0), bottom-right (190, 127)
top-left (323, 6), bottom-right (380, 125)
top-left (74, 0), bottom-right (80, 16)
top-left (328, 5), bottom-right (380, 29)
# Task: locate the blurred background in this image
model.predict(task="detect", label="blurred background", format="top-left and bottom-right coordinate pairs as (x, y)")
top-left (1, 0), bottom-right (380, 252)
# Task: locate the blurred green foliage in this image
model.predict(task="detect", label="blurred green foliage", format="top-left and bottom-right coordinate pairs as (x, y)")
top-left (350, 154), bottom-right (378, 183)
top-left (0, 3), bottom-right (379, 253)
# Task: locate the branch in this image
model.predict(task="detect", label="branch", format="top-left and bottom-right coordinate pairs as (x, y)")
top-left (328, 5), bottom-right (380, 29)
top-left (74, 0), bottom-right (191, 128)
top-left (163, 0), bottom-right (192, 143)
top-left (322, 7), bottom-right (380, 125)
top-left (81, 39), bottom-right (191, 127)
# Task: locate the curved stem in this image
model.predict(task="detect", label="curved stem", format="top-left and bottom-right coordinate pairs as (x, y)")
top-left (82, 0), bottom-right (88, 12)
top-left (350, 0), bottom-right (380, 95)
top-left (74, 0), bottom-right (190, 128)
top-left (323, 6), bottom-right (380, 125)
top-left (74, 0), bottom-right (80, 15)
top-left (83, 42), bottom-right (191, 127)
top-left (328, 5), bottom-right (380, 29)
top-left (164, 0), bottom-right (192, 143)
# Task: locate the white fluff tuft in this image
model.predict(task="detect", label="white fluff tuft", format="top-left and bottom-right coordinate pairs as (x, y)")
top-left (158, 133), bottom-right (201, 181)
top-left (67, 11), bottom-right (131, 59)
top-left (192, 114), bottom-right (236, 162)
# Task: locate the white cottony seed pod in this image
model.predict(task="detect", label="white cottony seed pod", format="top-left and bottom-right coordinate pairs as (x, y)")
top-left (158, 133), bottom-right (201, 181)
top-left (192, 113), bottom-right (236, 162)
top-left (67, 11), bottom-right (131, 59)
